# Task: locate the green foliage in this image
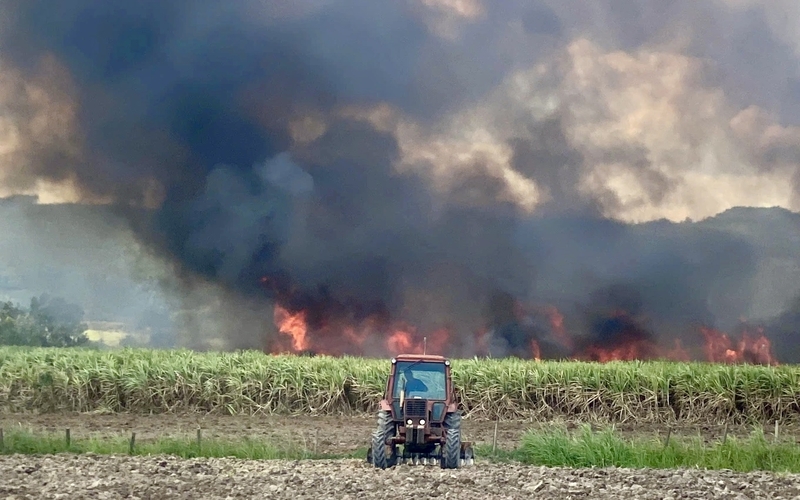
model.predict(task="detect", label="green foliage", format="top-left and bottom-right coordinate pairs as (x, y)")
top-left (0, 294), bottom-right (88, 347)
top-left (515, 424), bottom-right (800, 473)
top-left (0, 429), bottom-right (355, 460)
top-left (1, 347), bottom-right (799, 424)
top-left (3, 425), bottom-right (800, 473)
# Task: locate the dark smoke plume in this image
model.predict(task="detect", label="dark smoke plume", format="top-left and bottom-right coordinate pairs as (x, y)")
top-left (1, 1), bottom-right (799, 356)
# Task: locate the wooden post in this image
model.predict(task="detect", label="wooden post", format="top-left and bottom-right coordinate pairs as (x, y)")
top-left (492, 419), bottom-right (499, 455)
top-left (663, 427), bottom-right (672, 449)
top-left (775, 421), bottom-right (779, 440)
top-left (196, 429), bottom-right (202, 449)
top-left (0, 428), bottom-right (4, 451)
top-left (722, 422), bottom-right (729, 445)
top-left (129, 432), bottom-right (136, 455)
top-left (314, 429), bottom-right (319, 455)
top-left (65, 428), bottom-right (70, 447)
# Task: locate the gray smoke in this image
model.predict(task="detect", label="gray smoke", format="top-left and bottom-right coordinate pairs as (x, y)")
top-left (0, 0), bottom-right (799, 358)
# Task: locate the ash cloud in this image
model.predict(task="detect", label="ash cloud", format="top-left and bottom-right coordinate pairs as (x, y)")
top-left (1, 1), bottom-right (800, 356)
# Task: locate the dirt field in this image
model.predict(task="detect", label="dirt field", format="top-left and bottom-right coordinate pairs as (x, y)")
top-left (2, 454), bottom-right (799, 499)
top-left (2, 413), bottom-right (800, 498)
top-left (1, 413), bottom-right (798, 455)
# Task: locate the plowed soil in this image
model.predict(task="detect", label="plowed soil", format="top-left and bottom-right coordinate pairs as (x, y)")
top-left (2, 413), bottom-right (800, 498)
top-left (2, 454), bottom-right (800, 499)
top-left (1, 413), bottom-right (797, 454)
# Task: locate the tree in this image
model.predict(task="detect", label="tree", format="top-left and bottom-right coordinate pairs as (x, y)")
top-left (0, 294), bottom-right (89, 347)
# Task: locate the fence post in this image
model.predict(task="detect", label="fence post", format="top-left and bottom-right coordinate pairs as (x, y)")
top-left (492, 419), bottom-right (499, 455)
top-left (65, 428), bottom-right (70, 448)
top-left (129, 432), bottom-right (136, 455)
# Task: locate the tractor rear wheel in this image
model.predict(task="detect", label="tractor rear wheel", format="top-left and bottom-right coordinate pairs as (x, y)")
top-left (440, 411), bottom-right (462, 469)
top-left (371, 410), bottom-right (397, 469)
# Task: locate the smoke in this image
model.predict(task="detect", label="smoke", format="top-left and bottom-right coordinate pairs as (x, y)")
top-left (768, 293), bottom-right (800, 362)
top-left (1, 0), bottom-right (800, 355)
top-left (0, 196), bottom-right (178, 346)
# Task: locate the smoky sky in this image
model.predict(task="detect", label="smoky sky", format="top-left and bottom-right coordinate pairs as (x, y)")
top-left (1, 0), bottom-right (800, 355)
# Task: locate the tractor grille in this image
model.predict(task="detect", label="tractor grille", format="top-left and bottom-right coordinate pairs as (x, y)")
top-left (403, 399), bottom-right (427, 418)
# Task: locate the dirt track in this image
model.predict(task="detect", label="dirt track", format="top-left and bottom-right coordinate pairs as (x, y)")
top-left (1, 413), bottom-right (797, 454)
top-left (2, 454), bottom-right (799, 499)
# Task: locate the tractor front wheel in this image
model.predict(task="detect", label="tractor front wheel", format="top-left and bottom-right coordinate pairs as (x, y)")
top-left (371, 410), bottom-right (397, 469)
top-left (440, 411), bottom-right (462, 469)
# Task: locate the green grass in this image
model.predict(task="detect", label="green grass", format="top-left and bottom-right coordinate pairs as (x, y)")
top-left (0, 429), bottom-right (359, 460)
top-left (515, 425), bottom-right (800, 473)
top-left (3, 426), bottom-right (800, 474)
top-left (1, 346), bottom-right (800, 423)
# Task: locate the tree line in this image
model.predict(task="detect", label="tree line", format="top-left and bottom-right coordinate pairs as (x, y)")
top-left (0, 294), bottom-right (88, 347)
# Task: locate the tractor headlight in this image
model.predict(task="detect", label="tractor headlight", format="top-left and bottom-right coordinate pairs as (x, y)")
top-left (419, 419), bottom-right (425, 425)
top-left (407, 419), bottom-right (413, 425)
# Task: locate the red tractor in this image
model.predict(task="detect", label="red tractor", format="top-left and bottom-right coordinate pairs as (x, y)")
top-left (367, 354), bottom-right (474, 469)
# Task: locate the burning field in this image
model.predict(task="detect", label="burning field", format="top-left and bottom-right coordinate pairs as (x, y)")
top-left (6, 3), bottom-right (800, 494)
top-left (267, 293), bottom-right (778, 365)
top-left (1, 1), bottom-right (800, 365)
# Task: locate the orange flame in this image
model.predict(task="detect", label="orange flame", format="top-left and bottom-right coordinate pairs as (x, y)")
top-left (271, 302), bottom-right (451, 357)
top-left (543, 305), bottom-right (574, 351)
top-left (273, 304), bottom-right (308, 351)
top-left (664, 339), bottom-right (691, 362)
top-left (580, 339), bottom-right (655, 362)
top-left (530, 339), bottom-right (541, 361)
top-left (269, 296), bottom-right (778, 365)
top-left (386, 325), bottom-right (450, 355)
top-left (387, 330), bottom-right (415, 353)
top-left (701, 326), bottom-right (776, 365)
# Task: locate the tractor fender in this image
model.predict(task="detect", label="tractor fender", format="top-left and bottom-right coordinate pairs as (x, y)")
top-left (380, 400), bottom-right (393, 412)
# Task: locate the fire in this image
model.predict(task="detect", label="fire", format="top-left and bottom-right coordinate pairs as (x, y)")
top-left (581, 340), bottom-right (653, 363)
top-left (384, 326), bottom-right (451, 355)
top-left (273, 304), bottom-right (308, 351)
top-left (530, 339), bottom-right (541, 361)
top-left (664, 339), bottom-right (691, 362)
top-left (271, 302), bottom-right (451, 356)
top-left (700, 326), bottom-right (776, 365)
top-left (543, 305), bottom-right (573, 351)
top-left (265, 277), bottom-right (779, 365)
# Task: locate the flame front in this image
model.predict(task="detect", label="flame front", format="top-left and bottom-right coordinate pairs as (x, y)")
top-left (271, 302), bottom-right (450, 356)
top-left (268, 288), bottom-right (779, 364)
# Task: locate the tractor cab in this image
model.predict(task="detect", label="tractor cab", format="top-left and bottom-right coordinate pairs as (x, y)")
top-left (388, 355), bottom-right (451, 425)
top-left (393, 359), bottom-right (447, 399)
